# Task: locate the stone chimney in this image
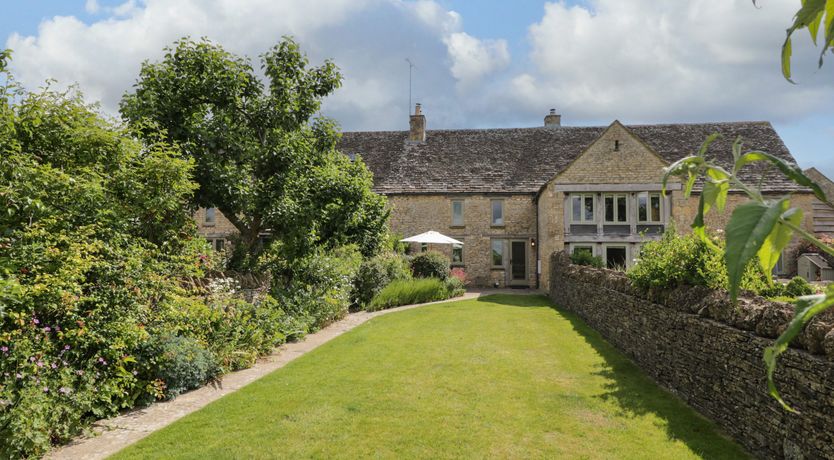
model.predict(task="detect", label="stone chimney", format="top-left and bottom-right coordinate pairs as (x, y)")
top-left (544, 108), bottom-right (561, 128)
top-left (408, 103), bottom-right (426, 143)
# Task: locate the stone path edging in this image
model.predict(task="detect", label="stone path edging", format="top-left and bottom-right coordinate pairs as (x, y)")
top-left (47, 289), bottom-right (535, 459)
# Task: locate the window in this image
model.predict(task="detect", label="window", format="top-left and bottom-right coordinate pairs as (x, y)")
top-left (571, 194), bottom-right (595, 223)
top-left (572, 245), bottom-right (594, 256)
top-left (637, 192), bottom-right (662, 223)
top-left (603, 194), bottom-right (628, 223)
top-left (452, 244), bottom-right (463, 264)
top-left (204, 207), bottom-right (216, 225)
top-left (491, 200), bottom-right (504, 226)
top-left (451, 200), bottom-right (464, 226)
top-left (605, 245), bottom-right (628, 269)
top-left (491, 239), bottom-right (504, 267)
top-left (420, 243), bottom-right (428, 253)
top-left (215, 239), bottom-right (225, 251)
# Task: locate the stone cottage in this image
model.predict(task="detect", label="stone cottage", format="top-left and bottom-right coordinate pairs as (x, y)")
top-left (337, 105), bottom-right (816, 289)
top-left (195, 105), bottom-right (818, 289)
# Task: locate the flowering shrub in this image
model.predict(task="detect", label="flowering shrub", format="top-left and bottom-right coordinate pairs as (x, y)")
top-left (450, 267), bottom-right (467, 285)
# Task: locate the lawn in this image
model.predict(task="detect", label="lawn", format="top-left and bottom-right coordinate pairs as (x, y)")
top-left (114, 294), bottom-right (746, 459)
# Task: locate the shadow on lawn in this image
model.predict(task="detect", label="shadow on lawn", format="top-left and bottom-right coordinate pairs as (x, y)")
top-left (477, 293), bottom-right (746, 459)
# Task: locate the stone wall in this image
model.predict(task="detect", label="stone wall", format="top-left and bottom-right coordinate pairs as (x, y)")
top-left (549, 251), bottom-right (834, 459)
top-left (387, 194), bottom-right (537, 287)
top-left (194, 207), bottom-right (238, 239)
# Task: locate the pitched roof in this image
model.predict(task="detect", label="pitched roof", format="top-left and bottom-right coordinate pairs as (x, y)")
top-left (338, 121), bottom-right (806, 195)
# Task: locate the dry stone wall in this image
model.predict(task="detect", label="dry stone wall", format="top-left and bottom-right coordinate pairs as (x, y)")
top-left (549, 251), bottom-right (834, 459)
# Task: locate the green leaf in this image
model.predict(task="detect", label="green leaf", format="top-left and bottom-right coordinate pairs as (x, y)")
top-left (725, 199), bottom-right (788, 302)
top-left (735, 150), bottom-right (830, 204)
top-left (757, 207), bottom-right (802, 277)
top-left (661, 155), bottom-right (703, 196)
top-left (764, 288), bottom-right (834, 411)
top-left (781, 36), bottom-right (794, 82)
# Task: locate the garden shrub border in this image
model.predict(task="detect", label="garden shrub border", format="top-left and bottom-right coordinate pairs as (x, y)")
top-left (549, 251), bottom-right (834, 459)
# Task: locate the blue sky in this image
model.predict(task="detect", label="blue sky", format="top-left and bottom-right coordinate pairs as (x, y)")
top-left (2, 0), bottom-right (832, 179)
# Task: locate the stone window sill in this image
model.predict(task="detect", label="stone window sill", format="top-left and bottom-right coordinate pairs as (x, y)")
top-left (450, 225), bottom-right (465, 229)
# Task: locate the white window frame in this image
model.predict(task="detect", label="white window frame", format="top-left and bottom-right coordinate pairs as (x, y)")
top-left (491, 199), bottom-right (504, 226)
top-left (637, 192), bottom-right (663, 224)
top-left (451, 199), bottom-right (465, 227)
top-left (491, 239), bottom-right (505, 268)
top-left (570, 193), bottom-right (596, 224)
top-left (603, 193), bottom-right (629, 224)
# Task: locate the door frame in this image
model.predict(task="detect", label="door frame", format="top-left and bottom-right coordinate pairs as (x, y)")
top-left (508, 239), bottom-right (528, 286)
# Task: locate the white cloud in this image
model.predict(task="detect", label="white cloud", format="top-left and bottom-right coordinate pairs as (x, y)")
top-left (444, 32), bottom-right (510, 89)
top-left (5, 0), bottom-right (510, 131)
top-left (508, 0), bottom-right (834, 124)
top-left (84, 0), bottom-right (100, 14)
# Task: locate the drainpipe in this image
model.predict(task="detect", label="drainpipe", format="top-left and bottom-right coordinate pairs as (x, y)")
top-left (535, 195), bottom-right (540, 290)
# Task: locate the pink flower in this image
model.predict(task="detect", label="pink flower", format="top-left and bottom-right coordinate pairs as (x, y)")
top-left (0, 346), bottom-right (8, 353)
top-left (15, 373), bottom-right (22, 379)
top-left (32, 318), bottom-right (40, 325)
top-left (36, 361), bottom-right (44, 367)
top-left (63, 345), bottom-right (70, 350)
top-left (43, 387), bottom-right (49, 393)
top-left (50, 363), bottom-right (57, 369)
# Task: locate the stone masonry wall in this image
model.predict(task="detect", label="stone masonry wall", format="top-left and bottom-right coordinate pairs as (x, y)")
top-left (387, 194), bottom-right (537, 288)
top-left (194, 207), bottom-right (238, 239)
top-left (549, 251), bottom-right (834, 459)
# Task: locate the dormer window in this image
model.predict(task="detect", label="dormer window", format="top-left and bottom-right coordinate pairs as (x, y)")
top-left (205, 207), bottom-right (216, 225)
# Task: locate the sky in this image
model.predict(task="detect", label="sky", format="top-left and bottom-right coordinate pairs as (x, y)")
top-left (2, 0), bottom-right (833, 179)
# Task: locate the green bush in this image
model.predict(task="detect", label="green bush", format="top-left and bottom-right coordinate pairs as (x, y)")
top-left (570, 251), bottom-right (604, 268)
top-left (352, 253), bottom-right (412, 309)
top-left (268, 245), bottom-right (362, 334)
top-left (785, 276), bottom-right (814, 297)
top-left (368, 278), bottom-right (459, 311)
top-left (138, 334), bottom-right (218, 399)
top-left (444, 276), bottom-right (466, 297)
top-left (628, 230), bottom-right (769, 293)
top-left (410, 251), bottom-right (450, 280)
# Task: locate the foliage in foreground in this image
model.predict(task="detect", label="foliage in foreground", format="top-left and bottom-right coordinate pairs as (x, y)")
top-left (662, 134), bottom-right (834, 410)
top-left (767, 0), bottom-right (834, 82)
top-left (0, 50), bottom-right (373, 457)
top-left (367, 278), bottom-right (464, 311)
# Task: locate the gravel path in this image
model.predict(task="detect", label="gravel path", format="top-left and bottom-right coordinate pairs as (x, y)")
top-left (47, 289), bottom-right (535, 459)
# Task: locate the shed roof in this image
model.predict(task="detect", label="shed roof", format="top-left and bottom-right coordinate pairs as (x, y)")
top-left (339, 121), bottom-right (805, 195)
top-left (800, 253), bottom-right (832, 269)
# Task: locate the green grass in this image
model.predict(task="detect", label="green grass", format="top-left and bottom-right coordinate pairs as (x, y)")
top-left (367, 277), bottom-right (455, 311)
top-left (114, 294), bottom-right (747, 459)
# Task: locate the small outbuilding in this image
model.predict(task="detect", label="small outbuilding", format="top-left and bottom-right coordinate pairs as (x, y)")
top-left (797, 253), bottom-right (834, 282)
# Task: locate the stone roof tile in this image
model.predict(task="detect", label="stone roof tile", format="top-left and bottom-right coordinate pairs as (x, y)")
top-left (339, 121), bottom-right (805, 195)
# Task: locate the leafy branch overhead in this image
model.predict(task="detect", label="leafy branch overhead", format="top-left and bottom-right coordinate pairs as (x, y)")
top-left (761, 0), bottom-right (834, 81)
top-left (662, 135), bottom-right (834, 411)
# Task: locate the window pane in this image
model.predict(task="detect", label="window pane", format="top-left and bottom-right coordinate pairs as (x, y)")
top-left (617, 196), bottom-right (627, 222)
top-left (216, 239), bottom-right (225, 251)
top-left (452, 245), bottom-right (463, 263)
top-left (452, 201), bottom-right (463, 226)
top-left (638, 195), bottom-right (647, 221)
top-left (492, 201), bottom-right (503, 225)
top-left (604, 196), bottom-right (614, 222)
top-left (650, 195), bottom-right (661, 222)
top-left (492, 240), bottom-right (503, 266)
top-left (573, 246), bottom-right (593, 256)
top-left (584, 196), bottom-right (594, 221)
top-left (572, 196), bottom-right (582, 221)
top-left (205, 207), bottom-right (216, 224)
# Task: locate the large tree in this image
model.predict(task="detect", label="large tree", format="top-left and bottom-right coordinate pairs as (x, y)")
top-left (120, 38), bottom-right (388, 268)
